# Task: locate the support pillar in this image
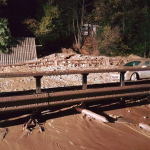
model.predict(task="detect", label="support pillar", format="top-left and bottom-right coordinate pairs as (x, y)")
top-left (82, 73), bottom-right (88, 90)
top-left (120, 72), bottom-right (125, 86)
top-left (34, 76), bottom-right (43, 93)
top-left (120, 72), bottom-right (125, 107)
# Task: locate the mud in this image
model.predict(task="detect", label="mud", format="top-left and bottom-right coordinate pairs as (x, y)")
top-left (0, 103), bottom-right (150, 150)
top-left (0, 53), bottom-right (149, 150)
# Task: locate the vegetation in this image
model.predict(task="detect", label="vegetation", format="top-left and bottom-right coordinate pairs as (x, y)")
top-left (0, 19), bottom-right (11, 53)
top-left (23, 0), bottom-right (59, 47)
top-left (93, 0), bottom-right (150, 57)
top-left (1, 0), bottom-right (150, 57)
top-left (0, 0), bottom-right (11, 53)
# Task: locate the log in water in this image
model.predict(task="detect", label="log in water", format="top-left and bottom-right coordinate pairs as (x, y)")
top-left (76, 107), bottom-right (109, 123)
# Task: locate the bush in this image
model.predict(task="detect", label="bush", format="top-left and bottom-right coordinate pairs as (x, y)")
top-left (0, 18), bottom-right (11, 53)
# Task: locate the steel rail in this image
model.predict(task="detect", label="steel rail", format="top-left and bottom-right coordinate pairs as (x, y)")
top-left (0, 67), bottom-right (150, 78)
top-left (0, 90), bottom-right (149, 113)
top-left (0, 84), bottom-right (150, 103)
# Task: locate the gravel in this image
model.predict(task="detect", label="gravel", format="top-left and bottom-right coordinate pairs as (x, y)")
top-left (0, 53), bottom-right (124, 92)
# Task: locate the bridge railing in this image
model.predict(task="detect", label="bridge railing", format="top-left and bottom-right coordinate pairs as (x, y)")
top-left (1, 67), bottom-right (150, 113)
top-left (1, 67), bottom-right (150, 93)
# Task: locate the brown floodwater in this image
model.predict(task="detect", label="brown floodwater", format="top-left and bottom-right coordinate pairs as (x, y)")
top-left (0, 103), bottom-right (150, 150)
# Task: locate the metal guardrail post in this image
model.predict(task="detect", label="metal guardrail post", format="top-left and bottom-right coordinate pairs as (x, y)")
top-left (82, 73), bottom-right (88, 90)
top-left (120, 72), bottom-right (125, 107)
top-left (120, 72), bottom-right (125, 86)
top-left (34, 76), bottom-right (43, 93)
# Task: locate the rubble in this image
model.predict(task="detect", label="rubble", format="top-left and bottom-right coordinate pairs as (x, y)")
top-left (0, 53), bottom-right (129, 92)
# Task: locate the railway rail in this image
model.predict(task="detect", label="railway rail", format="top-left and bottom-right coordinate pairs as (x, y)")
top-left (0, 67), bottom-right (150, 113)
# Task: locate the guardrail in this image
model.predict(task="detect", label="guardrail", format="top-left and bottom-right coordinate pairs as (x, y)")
top-left (0, 67), bottom-right (150, 113)
top-left (0, 67), bottom-right (150, 93)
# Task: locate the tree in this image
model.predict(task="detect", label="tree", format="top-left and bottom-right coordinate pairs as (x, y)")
top-left (0, 19), bottom-right (11, 53)
top-left (0, 0), bottom-right (11, 53)
top-left (0, 0), bottom-right (7, 5)
top-left (93, 0), bottom-right (150, 56)
top-left (55, 0), bottom-right (94, 50)
top-left (24, 0), bottom-right (59, 47)
top-left (96, 25), bottom-right (121, 56)
top-left (134, 1), bottom-right (150, 57)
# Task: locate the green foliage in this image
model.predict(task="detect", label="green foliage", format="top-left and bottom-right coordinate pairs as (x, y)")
top-left (24, 2), bottom-right (59, 36)
top-left (24, 1), bottom-right (59, 47)
top-left (36, 3), bottom-right (59, 36)
top-left (93, 0), bottom-right (150, 57)
top-left (137, 3), bottom-right (150, 57)
top-left (4, 0), bottom-right (149, 56)
top-left (0, 0), bottom-right (7, 5)
top-left (96, 26), bottom-right (122, 56)
top-left (0, 18), bottom-right (11, 53)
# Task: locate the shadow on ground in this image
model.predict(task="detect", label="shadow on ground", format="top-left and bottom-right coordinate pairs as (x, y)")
top-left (0, 96), bottom-right (149, 128)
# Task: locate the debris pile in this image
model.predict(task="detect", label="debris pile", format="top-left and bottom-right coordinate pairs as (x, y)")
top-left (0, 53), bottom-right (129, 92)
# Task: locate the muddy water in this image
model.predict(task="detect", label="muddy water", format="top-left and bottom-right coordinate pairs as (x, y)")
top-left (0, 104), bottom-right (150, 150)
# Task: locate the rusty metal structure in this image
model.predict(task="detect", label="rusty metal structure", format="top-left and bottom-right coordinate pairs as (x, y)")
top-left (0, 67), bottom-right (150, 113)
top-left (0, 37), bottom-right (37, 65)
